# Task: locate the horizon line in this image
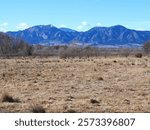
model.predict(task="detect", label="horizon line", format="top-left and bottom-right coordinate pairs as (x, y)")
top-left (4, 24), bottom-right (150, 33)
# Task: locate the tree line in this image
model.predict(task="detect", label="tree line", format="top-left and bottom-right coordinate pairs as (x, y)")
top-left (0, 32), bottom-right (32, 56)
top-left (0, 32), bottom-right (150, 57)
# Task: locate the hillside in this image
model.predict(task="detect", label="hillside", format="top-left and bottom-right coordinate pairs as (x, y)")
top-left (7, 25), bottom-right (150, 47)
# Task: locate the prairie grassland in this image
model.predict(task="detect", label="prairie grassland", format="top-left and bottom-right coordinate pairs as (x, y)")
top-left (0, 56), bottom-right (150, 112)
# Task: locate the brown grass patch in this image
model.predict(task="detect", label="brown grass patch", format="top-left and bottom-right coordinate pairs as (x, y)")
top-left (0, 56), bottom-right (149, 112)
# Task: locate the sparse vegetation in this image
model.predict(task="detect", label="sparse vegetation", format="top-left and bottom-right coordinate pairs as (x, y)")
top-left (97, 77), bottom-right (104, 81)
top-left (65, 109), bottom-right (77, 113)
top-left (30, 105), bottom-right (46, 113)
top-left (135, 53), bottom-right (143, 58)
top-left (143, 40), bottom-right (150, 54)
top-left (0, 32), bottom-right (33, 56)
top-left (90, 99), bottom-right (100, 104)
top-left (0, 53), bottom-right (150, 113)
top-left (1, 93), bottom-right (20, 103)
top-left (0, 33), bottom-right (145, 58)
top-left (58, 46), bottom-right (144, 58)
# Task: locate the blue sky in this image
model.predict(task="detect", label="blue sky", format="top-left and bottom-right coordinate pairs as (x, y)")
top-left (0, 0), bottom-right (150, 32)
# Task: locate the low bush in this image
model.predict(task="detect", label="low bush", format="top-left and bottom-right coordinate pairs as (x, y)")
top-left (143, 40), bottom-right (150, 54)
top-left (135, 53), bottom-right (142, 58)
top-left (30, 105), bottom-right (46, 113)
top-left (1, 93), bottom-right (20, 103)
top-left (59, 46), bottom-right (101, 58)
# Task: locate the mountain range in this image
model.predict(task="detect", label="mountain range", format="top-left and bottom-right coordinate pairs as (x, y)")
top-left (7, 25), bottom-right (150, 47)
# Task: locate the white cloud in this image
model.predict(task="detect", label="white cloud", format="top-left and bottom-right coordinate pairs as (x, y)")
top-left (96, 22), bottom-right (102, 26)
top-left (60, 24), bottom-right (66, 28)
top-left (0, 22), bottom-right (9, 32)
top-left (1, 22), bottom-right (9, 26)
top-left (77, 21), bottom-right (90, 30)
top-left (16, 23), bottom-right (29, 30)
top-left (77, 25), bottom-right (83, 30)
top-left (136, 28), bottom-right (146, 31)
top-left (82, 21), bottom-right (88, 26)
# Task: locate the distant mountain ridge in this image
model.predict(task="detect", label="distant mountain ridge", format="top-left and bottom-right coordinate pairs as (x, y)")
top-left (7, 25), bottom-right (150, 47)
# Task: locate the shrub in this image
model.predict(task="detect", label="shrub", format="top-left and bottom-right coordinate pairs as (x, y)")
top-left (120, 48), bottom-right (131, 57)
top-left (135, 53), bottom-right (142, 58)
top-left (1, 93), bottom-right (20, 103)
top-left (14, 39), bottom-right (33, 56)
top-left (143, 41), bottom-right (150, 54)
top-left (90, 99), bottom-right (100, 104)
top-left (59, 46), bottom-right (101, 58)
top-left (59, 46), bottom-right (81, 58)
top-left (30, 105), bottom-right (46, 113)
top-left (0, 33), bottom-right (33, 56)
top-left (97, 77), bottom-right (104, 81)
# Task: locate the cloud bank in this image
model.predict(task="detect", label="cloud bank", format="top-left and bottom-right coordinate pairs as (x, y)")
top-left (16, 23), bottom-right (29, 30)
top-left (0, 22), bottom-right (9, 32)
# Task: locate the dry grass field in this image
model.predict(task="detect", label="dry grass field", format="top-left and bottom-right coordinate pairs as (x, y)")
top-left (0, 56), bottom-right (150, 113)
